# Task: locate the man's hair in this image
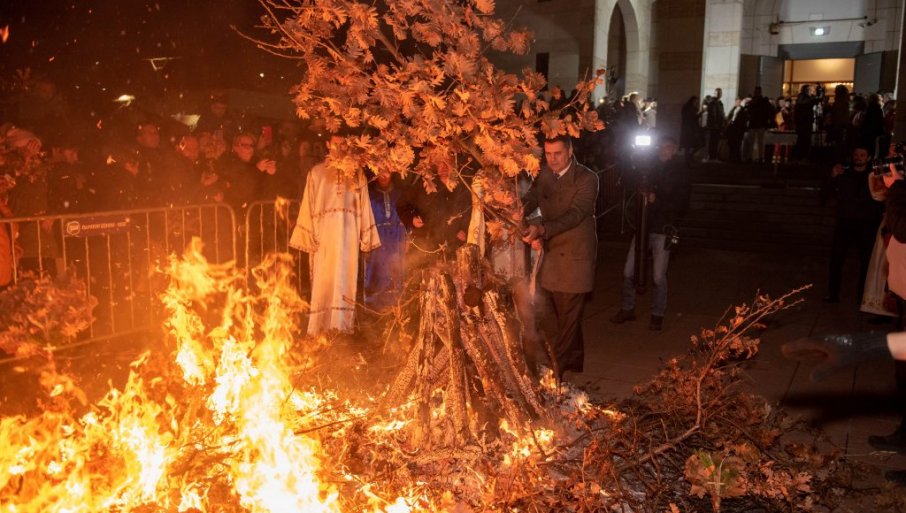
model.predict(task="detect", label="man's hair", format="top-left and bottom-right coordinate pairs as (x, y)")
top-left (233, 133), bottom-right (257, 146)
top-left (544, 134), bottom-right (573, 149)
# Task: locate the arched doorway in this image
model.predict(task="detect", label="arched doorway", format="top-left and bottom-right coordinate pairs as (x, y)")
top-left (593, 0), bottom-right (650, 101)
top-left (607, 4), bottom-right (627, 98)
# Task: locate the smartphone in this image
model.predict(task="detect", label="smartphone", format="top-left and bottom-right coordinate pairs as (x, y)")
top-left (261, 125), bottom-right (273, 145)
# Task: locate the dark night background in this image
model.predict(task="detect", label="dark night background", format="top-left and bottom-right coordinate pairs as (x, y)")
top-left (0, 1), bottom-right (297, 123)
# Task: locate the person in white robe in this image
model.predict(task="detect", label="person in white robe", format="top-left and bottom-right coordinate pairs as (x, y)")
top-left (290, 157), bottom-right (380, 336)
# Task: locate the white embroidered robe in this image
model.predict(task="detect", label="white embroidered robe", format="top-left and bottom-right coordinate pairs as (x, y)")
top-left (290, 163), bottom-right (380, 335)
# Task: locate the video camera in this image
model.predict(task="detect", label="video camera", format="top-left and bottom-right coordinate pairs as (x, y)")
top-left (869, 143), bottom-right (906, 177)
top-left (869, 154), bottom-right (906, 177)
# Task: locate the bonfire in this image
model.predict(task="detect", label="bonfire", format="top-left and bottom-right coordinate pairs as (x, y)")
top-left (0, 238), bottom-right (885, 513)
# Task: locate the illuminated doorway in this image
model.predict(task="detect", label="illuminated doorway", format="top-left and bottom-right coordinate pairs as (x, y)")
top-left (782, 58), bottom-right (854, 98)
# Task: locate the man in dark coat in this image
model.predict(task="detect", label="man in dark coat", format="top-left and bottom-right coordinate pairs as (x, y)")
top-left (745, 86), bottom-right (775, 163)
top-left (522, 134), bottom-right (599, 379)
top-left (397, 164), bottom-right (471, 264)
top-left (794, 85), bottom-right (818, 161)
top-left (825, 146), bottom-right (884, 303)
top-left (704, 88), bottom-right (726, 162)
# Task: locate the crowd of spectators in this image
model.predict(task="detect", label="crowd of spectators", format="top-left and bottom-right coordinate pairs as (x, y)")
top-left (678, 84), bottom-right (897, 165)
top-left (0, 81), bottom-right (331, 289)
top-left (0, 85), bottom-right (324, 220)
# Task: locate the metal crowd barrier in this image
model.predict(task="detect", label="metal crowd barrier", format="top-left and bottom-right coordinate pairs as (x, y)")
top-left (243, 199), bottom-right (308, 295)
top-left (0, 188), bottom-right (625, 361)
top-left (0, 204), bottom-right (236, 354)
top-left (595, 163), bottom-right (622, 219)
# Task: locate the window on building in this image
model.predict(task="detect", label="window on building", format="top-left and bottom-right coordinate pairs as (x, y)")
top-left (535, 52), bottom-right (549, 88)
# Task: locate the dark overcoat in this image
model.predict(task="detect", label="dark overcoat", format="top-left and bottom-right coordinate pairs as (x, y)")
top-left (523, 159), bottom-right (599, 294)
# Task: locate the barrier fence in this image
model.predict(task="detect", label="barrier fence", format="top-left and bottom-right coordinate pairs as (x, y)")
top-left (0, 204), bottom-right (236, 354)
top-left (243, 199), bottom-right (308, 295)
top-left (1, 185), bottom-right (626, 358)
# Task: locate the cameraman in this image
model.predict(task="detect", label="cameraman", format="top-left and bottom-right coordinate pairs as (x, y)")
top-left (825, 146), bottom-right (884, 303)
top-left (610, 137), bottom-right (690, 330)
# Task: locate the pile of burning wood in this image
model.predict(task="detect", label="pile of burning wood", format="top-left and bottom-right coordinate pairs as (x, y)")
top-left (0, 242), bottom-right (882, 513)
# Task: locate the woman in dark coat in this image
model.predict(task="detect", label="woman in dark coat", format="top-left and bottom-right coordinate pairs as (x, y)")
top-left (679, 96), bottom-right (703, 166)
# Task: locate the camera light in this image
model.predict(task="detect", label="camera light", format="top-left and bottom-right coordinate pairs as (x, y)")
top-left (634, 134), bottom-right (652, 147)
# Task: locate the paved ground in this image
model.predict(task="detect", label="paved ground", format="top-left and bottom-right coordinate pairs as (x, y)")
top-left (576, 239), bottom-right (906, 486)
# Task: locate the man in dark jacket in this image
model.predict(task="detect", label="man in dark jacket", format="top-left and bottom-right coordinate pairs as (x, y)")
top-left (745, 86), bottom-right (775, 163)
top-left (522, 134), bottom-right (599, 379)
top-left (610, 137), bottom-right (690, 330)
top-left (825, 146), bottom-right (884, 302)
top-left (396, 163), bottom-right (472, 264)
top-left (794, 85), bottom-right (818, 161)
top-left (704, 88), bottom-right (726, 162)
top-left (725, 98), bottom-right (748, 163)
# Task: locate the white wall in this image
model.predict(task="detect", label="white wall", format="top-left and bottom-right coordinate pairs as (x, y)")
top-left (742, 0), bottom-right (902, 55)
top-left (491, 0), bottom-right (598, 95)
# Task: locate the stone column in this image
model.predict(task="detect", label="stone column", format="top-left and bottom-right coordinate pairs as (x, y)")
top-left (701, 0), bottom-right (744, 101)
top-left (653, 0), bottom-right (706, 141)
top-left (894, 0), bottom-right (906, 140)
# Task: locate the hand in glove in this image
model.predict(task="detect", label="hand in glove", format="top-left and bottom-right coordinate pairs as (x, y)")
top-left (781, 332), bottom-right (891, 381)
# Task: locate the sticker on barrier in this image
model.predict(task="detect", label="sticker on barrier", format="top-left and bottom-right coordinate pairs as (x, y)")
top-left (64, 215), bottom-right (131, 237)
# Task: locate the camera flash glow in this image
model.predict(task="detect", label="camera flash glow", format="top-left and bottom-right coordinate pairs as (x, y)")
top-left (635, 134), bottom-right (652, 147)
top-left (813, 27), bottom-right (825, 36)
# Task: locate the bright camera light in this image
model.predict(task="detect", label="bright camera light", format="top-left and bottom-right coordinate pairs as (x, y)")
top-left (635, 134), bottom-right (652, 147)
top-left (814, 27), bottom-right (825, 36)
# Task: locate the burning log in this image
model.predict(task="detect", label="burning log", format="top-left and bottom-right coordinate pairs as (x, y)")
top-left (383, 244), bottom-right (545, 446)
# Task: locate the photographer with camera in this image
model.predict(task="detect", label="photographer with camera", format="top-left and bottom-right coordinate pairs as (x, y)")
top-left (610, 137), bottom-right (690, 330)
top-left (825, 146), bottom-right (885, 303)
top-left (784, 152), bottom-right (906, 484)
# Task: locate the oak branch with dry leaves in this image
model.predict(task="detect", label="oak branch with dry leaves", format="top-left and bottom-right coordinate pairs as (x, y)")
top-left (247, 0), bottom-right (603, 215)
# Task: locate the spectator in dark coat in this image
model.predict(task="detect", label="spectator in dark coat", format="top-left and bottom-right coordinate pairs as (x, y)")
top-left (863, 94), bottom-right (886, 158)
top-left (825, 146), bottom-right (884, 303)
top-left (745, 86), bottom-right (775, 163)
top-left (793, 85), bottom-right (817, 161)
top-left (703, 88), bottom-right (725, 162)
top-left (679, 96), bottom-right (703, 167)
top-left (828, 85), bottom-right (851, 161)
top-left (725, 98), bottom-right (748, 163)
top-left (397, 164), bottom-right (471, 264)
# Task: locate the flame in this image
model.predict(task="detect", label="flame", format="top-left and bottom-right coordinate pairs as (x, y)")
top-left (1, 237), bottom-right (572, 513)
top-left (0, 239), bottom-right (342, 513)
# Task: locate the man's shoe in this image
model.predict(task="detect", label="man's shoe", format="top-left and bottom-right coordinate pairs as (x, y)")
top-left (649, 315), bottom-right (664, 331)
top-left (867, 314), bottom-right (894, 324)
top-left (610, 309), bottom-right (636, 324)
top-left (869, 432), bottom-right (906, 453)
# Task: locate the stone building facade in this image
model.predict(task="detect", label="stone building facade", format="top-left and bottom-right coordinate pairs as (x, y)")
top-left (491, 0), bottom-right (905, 141)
